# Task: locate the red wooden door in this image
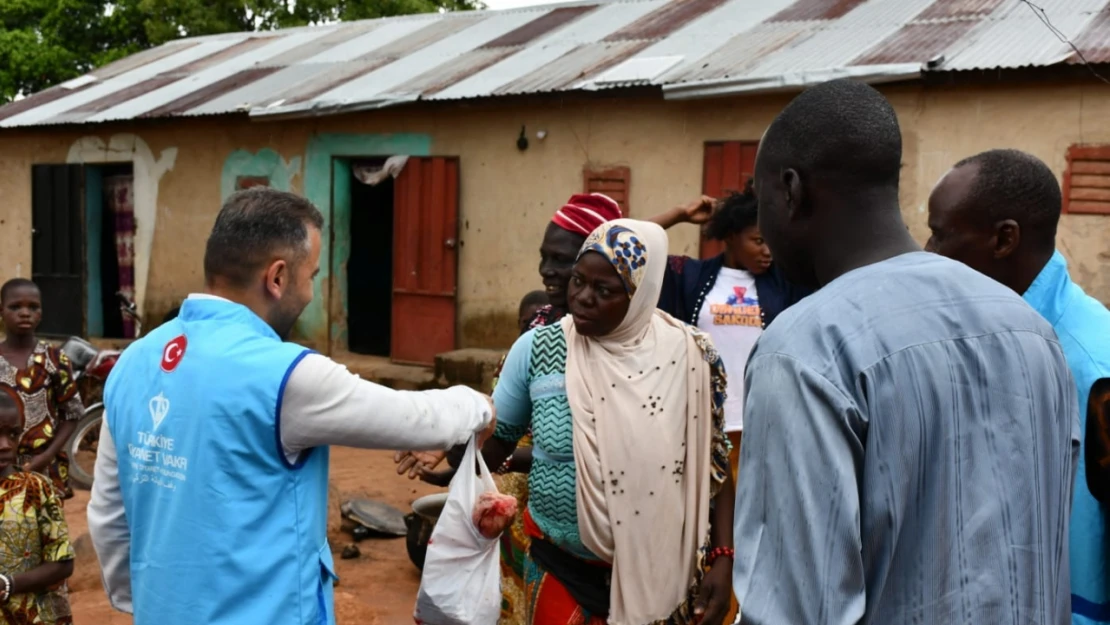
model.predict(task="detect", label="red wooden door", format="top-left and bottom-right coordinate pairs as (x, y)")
top-left (700, 141), bottom-right (758, 259)
top-left (391, 157), bottom-right (459, 365)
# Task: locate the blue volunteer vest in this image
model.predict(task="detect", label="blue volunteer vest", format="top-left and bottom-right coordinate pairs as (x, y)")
top-left (105, 297), bottom-right (336, 625)
top-left (1024, 252), bottom-right (1110, 625)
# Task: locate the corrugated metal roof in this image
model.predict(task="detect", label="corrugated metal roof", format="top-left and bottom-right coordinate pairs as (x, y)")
top-left (2, 0), bottom-right (1108, 127)
top-left (939, 0), bottom-right (1104, 71)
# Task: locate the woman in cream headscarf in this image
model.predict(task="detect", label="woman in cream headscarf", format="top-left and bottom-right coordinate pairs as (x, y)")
top-left (481, 219), bottom-right (735, 625)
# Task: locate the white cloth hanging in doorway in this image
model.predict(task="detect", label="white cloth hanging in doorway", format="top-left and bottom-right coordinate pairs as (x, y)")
top-left (353, 156), bottom-right (409, 186)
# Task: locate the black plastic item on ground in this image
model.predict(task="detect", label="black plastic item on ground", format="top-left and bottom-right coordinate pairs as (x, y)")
top-left (341, 498), bottom-right (407, 537)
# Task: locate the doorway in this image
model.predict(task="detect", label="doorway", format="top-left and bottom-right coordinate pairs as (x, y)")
top-left (89, 163), bottom-right (135, 339)
top-left (346, 159), bottom-right (394, 356)
top-left (329, 156), bottom-right (460, 365)
top-left (30, 162), bottom-right (134, 338)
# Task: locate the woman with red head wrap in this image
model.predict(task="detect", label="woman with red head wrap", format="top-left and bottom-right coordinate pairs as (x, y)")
top-left (531, 194), bottom-right (624, 329)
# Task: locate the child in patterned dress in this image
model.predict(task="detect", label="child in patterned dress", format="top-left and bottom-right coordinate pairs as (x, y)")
top-left (0, 385), bottom-right (75, 625)
top-left (0, 280), bottom-right (84, 499)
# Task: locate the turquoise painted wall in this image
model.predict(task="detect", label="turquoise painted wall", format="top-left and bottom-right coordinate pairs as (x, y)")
top-left (301, 133), bottom-right (431, 352)
top-left (85, 168), bottom-right (104, 337)
top-left (220, 148), bottom-right (303, 199)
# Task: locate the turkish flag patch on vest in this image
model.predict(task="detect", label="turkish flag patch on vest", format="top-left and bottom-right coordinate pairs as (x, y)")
top-left (161, 335), bottom-right (187, 373)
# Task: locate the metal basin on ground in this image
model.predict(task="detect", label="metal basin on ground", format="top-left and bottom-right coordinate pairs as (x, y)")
top-left (405, 493), bottom-right (448, 570)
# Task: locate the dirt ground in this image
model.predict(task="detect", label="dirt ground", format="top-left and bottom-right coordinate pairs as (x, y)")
top-left (66, 446), bottom-right (445, 625)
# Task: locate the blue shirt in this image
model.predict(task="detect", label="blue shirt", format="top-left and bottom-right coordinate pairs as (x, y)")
top-left (1024, 251), bottom-right (1110, 625)
top-left (735, 252), bottom-right (1080, 625)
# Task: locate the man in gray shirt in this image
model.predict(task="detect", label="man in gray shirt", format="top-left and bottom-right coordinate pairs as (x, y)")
top-left (734, 80), bottom-right (1079, 625)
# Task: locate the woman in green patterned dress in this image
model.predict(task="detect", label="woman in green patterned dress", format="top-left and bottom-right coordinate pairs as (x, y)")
top-left (396, 195), bottom-right (625, 625)
top-left (477, 220), bottom-right (735, 625)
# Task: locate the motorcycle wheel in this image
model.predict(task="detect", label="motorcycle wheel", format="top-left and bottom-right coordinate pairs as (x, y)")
top-left (68, 406), bottom-right (103, 490)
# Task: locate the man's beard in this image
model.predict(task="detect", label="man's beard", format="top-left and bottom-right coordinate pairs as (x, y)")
top-left (271, 298), bottom-right (305, 340)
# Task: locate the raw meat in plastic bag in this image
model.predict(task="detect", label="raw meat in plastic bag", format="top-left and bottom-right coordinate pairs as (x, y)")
top-left (414, 435), bottom-right (501, 625)
top-left (472, 491), bottom-right (518, 539)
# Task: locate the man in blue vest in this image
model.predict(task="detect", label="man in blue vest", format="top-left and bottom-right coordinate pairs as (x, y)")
top-left (87, 188), bottom-right (496, 625)
top-left (927, 148), bottom-right (1110, 625)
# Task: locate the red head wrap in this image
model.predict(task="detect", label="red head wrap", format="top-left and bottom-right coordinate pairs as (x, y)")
top-left (551, 193), bottom-right (623, 236)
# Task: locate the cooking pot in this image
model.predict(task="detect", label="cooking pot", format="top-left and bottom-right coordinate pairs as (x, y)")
top-left (405, 493), bottom-right (448, 570)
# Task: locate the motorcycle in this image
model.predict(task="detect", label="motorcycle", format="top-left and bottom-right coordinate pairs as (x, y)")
top-left (60, 293), bottom-right (142, 490)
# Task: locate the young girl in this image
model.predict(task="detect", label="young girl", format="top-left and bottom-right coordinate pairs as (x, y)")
top-left (0, 280), bottom-right (83, 499)
top-left (0, 385), bottom-right (75, 625)
top-left (656, 185), bottom-right (811, 472)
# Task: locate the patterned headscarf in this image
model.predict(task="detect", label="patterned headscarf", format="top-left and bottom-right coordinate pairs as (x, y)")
top-left (579, 223), bottom-right (649, 299)
top-left (552, 193), bottom-right (623, 237)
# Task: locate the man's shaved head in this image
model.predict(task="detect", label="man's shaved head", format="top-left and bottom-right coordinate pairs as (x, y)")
top-left (755, 79), bottom-right (907, 288)
top-left (952, 149), bottom-right (1061, 245)
top-left (927, 149), bottom-right (1062, 294)
top-left (758, 79), bottom-right (903, 191)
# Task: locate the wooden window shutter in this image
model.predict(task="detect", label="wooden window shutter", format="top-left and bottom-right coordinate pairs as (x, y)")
top-left (1064, 145), bottom-right (1110, 215)
top-left (236, 175), bottom-right (270, 190)
top-left (583, 166), bottom-right (630, 216)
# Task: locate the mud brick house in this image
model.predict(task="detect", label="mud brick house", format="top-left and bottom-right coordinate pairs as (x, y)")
top-left (1, 0), bottom-right (1109, 364)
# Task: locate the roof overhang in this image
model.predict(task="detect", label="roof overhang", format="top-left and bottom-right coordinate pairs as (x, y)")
top-left (247, 93), bottom-right (420, 121)
top-left (661, 63), bottom-right (923, 100)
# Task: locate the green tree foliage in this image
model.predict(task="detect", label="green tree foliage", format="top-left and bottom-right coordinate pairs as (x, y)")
top-left (0, 0), bottom-right (484, 102)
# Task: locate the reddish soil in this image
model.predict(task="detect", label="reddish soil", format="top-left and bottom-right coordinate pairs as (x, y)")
top-left (66, 447), bottom-right (445, 625)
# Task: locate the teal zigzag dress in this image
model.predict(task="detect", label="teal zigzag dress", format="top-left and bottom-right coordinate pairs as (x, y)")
top-left (491, 322), bottom-right (731, 623)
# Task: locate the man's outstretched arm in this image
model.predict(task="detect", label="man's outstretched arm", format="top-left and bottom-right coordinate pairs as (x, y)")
top-left (279, 354), bottom-right (494, 459)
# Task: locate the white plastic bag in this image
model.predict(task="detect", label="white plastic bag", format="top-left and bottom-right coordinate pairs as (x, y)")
top-left (414, 435), bottom-right (502, 625)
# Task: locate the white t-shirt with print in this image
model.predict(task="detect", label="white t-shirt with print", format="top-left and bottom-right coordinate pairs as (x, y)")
top-left (696, 267), bottom-right (763, 432)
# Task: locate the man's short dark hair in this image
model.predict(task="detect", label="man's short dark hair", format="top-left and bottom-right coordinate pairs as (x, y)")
top-left (0, 278), bottom-right (37, 303)
top-left (706, 182), bottom-right (759, 240)
top-left (760, 79), bottom-right (903, 190)
top-left (953, 149), bottom-right (1062, 247)
top-left (204, 188), bottom-right (324, 288)
top-left (519, 290), bottom-right (548, 311)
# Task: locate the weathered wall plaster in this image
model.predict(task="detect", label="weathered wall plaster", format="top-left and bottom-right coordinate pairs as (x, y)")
top-left (220, 148), bottom-right (302, 199)
top-left (67, 134), bottom-right (177, 319)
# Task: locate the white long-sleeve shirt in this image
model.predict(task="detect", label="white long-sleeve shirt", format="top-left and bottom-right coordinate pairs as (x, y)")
top-left (87, 350), bottom-right (492, 614)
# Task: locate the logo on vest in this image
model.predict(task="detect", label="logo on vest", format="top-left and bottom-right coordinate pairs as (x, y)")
top-left (130, 391), bottom-right (188, 490)
top-left (161, 335), bottom-right (187, 373)
top-left (149, 393), bottom-right (170, 431)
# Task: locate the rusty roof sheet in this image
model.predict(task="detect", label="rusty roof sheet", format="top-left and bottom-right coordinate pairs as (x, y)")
top-left (1069, 4), bottom-right (1110, 64)
top-left (2, 0), bottom-right (1109, 127)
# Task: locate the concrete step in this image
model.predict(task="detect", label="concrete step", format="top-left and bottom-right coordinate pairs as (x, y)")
top-left (434, 348), bottom-right (505, 394)
top-left (333, 352), bottom-right (437, 391)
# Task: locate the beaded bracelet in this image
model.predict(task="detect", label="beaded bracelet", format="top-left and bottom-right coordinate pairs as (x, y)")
top-left (0, 573), bottom-right (12, 603)
top-left (706, 546), bottom-right (735, 567)
top-left (496, 456), bottom-right (513, 475)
